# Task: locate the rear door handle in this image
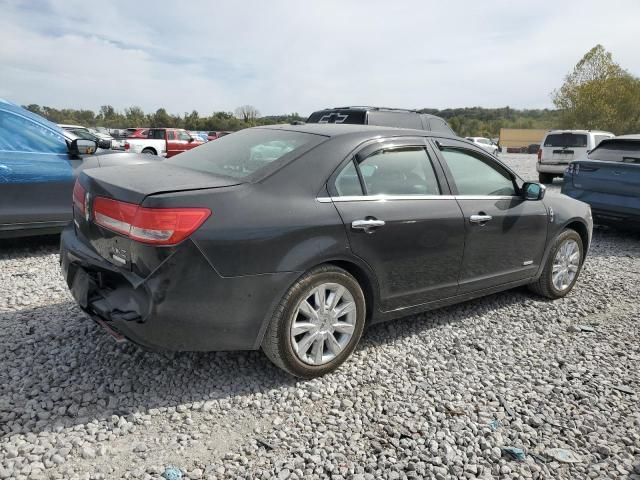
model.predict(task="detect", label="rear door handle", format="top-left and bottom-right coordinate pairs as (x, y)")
top-left (352, 219), bottom-right (386, 230)
top-left (470, 214), bottom-right (493, 224)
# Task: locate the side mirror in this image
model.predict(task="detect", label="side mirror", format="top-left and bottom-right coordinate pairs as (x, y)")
top-left (97, 139), bottom-right (112, 150)
top-left (69, 139), bottom-right (98, 156)
top-left (188, 137), bottom-right (194, 143)
top-left (522, 182), bottom-right (546, 201)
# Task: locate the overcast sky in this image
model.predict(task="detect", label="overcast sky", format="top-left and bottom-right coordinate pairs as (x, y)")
top-left (1, 0), bottom-right (639, 116)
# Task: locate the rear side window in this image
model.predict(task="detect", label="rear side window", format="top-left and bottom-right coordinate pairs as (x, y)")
top-left (165, 128), bottom-right (324, 179)
top-left (306, 110), bottom-right (366, 124)
top-left (441, 148), bottom-right (516, 196)
top-left (544, 133), bottom-right (587, 148)
top-left (367, 111), bottom-right (423, 130)
top-left (589, 141), bottom-right (640, 163)
top-left (0, 109), bottom-right (67, 153)
top-left (150, 129), bottom-right (165, 139)
top-left (334, 147), bottom-right (440, 196)
top-left (360, 148), bottom-right (439, 195)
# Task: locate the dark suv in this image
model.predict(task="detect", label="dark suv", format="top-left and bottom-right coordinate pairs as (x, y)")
top-left (306, 106), bottom-right (456, 135)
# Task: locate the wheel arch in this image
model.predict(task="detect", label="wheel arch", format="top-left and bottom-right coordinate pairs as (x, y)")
top-left (564, 219), bottom-right (590, 258)
top-left (142, 147), bottom-right (157, 155)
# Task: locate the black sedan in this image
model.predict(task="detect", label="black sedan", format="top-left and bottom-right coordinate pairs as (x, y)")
top-left (61, 124), bottom-right (593, 378)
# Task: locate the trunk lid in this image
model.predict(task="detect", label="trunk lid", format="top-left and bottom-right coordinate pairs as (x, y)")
top-left (571, 160), bottom-right (640, 196)
top-left (75, 162), bottom-right (241, 274)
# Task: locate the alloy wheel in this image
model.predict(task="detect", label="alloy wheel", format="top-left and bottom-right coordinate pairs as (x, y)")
top-left (290, 282), bottom-right (357, 366)
top-left (552, 239), bottom-right (581, 291)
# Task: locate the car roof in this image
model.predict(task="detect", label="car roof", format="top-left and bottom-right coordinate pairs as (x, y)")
top-left (256, 123), bottom-right (459, 141)
top-left (545, 129), bottom-right (614, 135)
top-left (59, 124), bottom-right (86, 129)
top-left (611, 134), bottom-right (640, 140)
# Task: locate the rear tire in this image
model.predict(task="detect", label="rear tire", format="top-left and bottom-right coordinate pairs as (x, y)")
top-left (529, 229), bottom-right (584, 299)
top-left (262, 265), bottom-right (366, 378)
top-left (538, 173), bottom-right (554, 184)
top-left (142, 148), bottom-right (156, 155)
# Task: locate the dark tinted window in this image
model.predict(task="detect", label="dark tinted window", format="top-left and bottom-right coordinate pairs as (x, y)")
top-left (150, 129), bottom-right (165, 139)
top-left (306, 110), bottom-right (366, 124)
top-left (165, 128), bottom-right (323, 179)
top-left (589, 140), bottom-right (640, 163)
top-left (367, 111), bottom-right (423, 130)
top-left (441, 148), bottom-right (516, 196)
top-left (544, 133), bottom-right (587, 148)
top-left (358, 147), bottom-right (440, 195)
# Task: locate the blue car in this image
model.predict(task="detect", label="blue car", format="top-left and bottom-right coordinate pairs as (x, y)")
top-left (562, 135), bottom-right (640, 229)
top-left (0, 99), bottom-right (154, 238)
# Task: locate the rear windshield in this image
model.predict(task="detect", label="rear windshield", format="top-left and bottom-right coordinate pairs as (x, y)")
top-left (589, 140), bottom-right (640, 164)
top-left (165, 128), bottom-right (324, 179)
top-left (306, 110), bottom-right (366, 124)
top-left (544, 133), bottom-right (587, 148)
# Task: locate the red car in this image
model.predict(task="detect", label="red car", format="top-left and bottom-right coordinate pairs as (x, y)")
top-left (124, 128), bottom-right (204, 157)
top-left (207, 131), bottom-right (232, 141)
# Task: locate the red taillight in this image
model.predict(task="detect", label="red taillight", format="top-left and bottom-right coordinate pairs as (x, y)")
top-left (73, 180), bottom-right (86, 215)
top-left (537, 148), bottom-right (542, 162)
top-left (93, 197), bottom-right (210, 245)
top-left (124, 142), bottom-right (130, 151)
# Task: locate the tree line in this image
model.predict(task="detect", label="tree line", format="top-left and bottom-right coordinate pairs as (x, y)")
top-left (24, 104), bottom-right (305, 132)
top-left (23, 45), bottom-right (640, 137)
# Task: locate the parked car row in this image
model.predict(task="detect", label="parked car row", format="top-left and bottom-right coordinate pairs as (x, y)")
top-left (123, 128), bottom-right (205, 157)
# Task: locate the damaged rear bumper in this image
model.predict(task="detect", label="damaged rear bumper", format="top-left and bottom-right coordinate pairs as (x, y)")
top-left (60, 226), bottom-right (298, 352)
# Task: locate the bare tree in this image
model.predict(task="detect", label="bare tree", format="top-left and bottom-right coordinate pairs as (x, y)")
top-left (235, 105), bottom-right (260, 125)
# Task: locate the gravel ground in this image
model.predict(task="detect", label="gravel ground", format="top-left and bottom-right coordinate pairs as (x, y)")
top-left (1, 154), bottom-right (639, 480)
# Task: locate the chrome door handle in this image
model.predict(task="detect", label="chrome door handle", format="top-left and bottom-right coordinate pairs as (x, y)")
top-left (470, 214), bottom-right (493, 224)
top-left (352, 219), bottom-right (386, 230)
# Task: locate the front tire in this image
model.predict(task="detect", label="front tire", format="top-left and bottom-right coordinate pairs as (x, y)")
top-left (529, 229), bottom-right (584, 299)
top-left (262, 265), bottom-right (366, 378)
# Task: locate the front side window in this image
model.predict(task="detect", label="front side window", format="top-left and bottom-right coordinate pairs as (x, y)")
top-left (0, 110), bottom-right (67, 153)
top-left (441, 148), bottom-right (516, 196)
top-left (177, 130), bottom-right (191, 141)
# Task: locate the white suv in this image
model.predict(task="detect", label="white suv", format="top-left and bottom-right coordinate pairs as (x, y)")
top-left (465, 137), bottom-right (499, 155)
top-left (537, 130), bottom-right (614, 183)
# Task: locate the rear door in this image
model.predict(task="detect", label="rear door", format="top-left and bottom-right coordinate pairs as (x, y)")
top-left (165, 129), bottom-right (180, 157)
top-left (328, 138), bottom-right (465, 311)
top-left (0, 108), bottom-right (79, 231)
top-left (431, 139), bottom-right (548, 293)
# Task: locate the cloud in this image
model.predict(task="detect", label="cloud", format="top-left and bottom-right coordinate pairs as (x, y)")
top-left (1, 0), bottom-right (639, 116)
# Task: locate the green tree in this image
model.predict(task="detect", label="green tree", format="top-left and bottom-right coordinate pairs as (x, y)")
top-left (553, 45), bottom-right (640, 134)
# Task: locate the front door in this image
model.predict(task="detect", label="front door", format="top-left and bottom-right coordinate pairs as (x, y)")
top-left (432, 139), bottom-right (548, 293)
top-left (329, 139), bottom-right (465, 311)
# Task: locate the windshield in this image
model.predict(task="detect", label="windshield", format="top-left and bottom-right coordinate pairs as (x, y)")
top-left (165, 128), bottom-right (325, 179)
top-left (544, 133), bottom-right (587, 148)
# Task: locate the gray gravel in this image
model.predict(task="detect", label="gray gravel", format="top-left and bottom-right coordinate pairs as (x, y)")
top-left (1, 154), bottom-right (639, 479)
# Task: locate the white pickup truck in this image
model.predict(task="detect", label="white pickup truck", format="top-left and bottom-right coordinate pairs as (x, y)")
top-left (124, 128), bottom-right (204, 157)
